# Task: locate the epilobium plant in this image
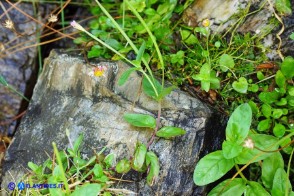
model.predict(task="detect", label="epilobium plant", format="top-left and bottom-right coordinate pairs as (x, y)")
top-left (71, 0), bottom-right (186, 185)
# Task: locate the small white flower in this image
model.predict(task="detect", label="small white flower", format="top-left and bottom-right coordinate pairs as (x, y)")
top-left (48, 14), bottom-right (58, 23)
top-left (243, 137), bottom-right (254, 149)
top-left (70, 20), bottom-right (85, 32)
top-left (3, 19), bottom-right (14, 29)
top-left (255, 29), bottom-right (261, 34)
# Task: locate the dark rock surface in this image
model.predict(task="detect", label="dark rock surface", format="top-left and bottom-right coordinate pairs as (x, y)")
top-left (1, 50), bottom-right (226, 195)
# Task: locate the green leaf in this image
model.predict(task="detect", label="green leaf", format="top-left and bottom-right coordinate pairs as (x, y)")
top-left (275, 0), bottom-right (292, 15)
top-left (226, 103), bottom-right (252, 144)
top-left (281, 56), bottom-right (294, 79)
top-left (261, 104), bottom-right (272, 118)
top-left (145, 151), bottom-right (160, 186)
top-left (275, 98), bottom-right (287, 106)
top-left (0, 75), bottom-right (8, 86)
top-left (192, 63), bottom-right (211, 92)
top-left (290, 32), bottom-right (294, 40)
top-left (275, 70), bottom-right (286, 88)
top-left (208, 178), bottom-right (246, 196)
top-left (194, 27), bottom-right (209, 36)
top-left (214, 41), bottom-right (221, 48)
top-left (123, 113), bottom-right (156, 128)
top-left (136, 41), bottom-right (146, 62)
top-left (88, 45), bottom-right (102, 59)
top-left (259, 91), bottom-right (280, 104)
top-left (232, 77), bottom-right (248, 94)
top-left (246, 181), bottom-right (271, 196)
top-left (257, 119), bottom-right (271, 131)
top-left (235, 134), bottom-right (279, 164)
top-left (71, 184), bottom-right (101, 196)
top-left (126, 0), bottom-right (146, 12)
top-left (142, 76), bottom-right (162, 99)
top-left (104, 153), bottom-right (115, 168)
top-left (158, 85), bottom-right (176, 100)
top-left (222, 140), bottom-right (243, 159)
top-left (219, 54), bottom-right (235, 72)
top-left (132, 142), bottom-right (147, 171)
top-left (272, 109), bottom-right (283, 119)
top-left (271, 168), bottom-right (292, 196)
top-left (73, 134), bottom-right (84, 155)
top-left (193, 150), bottom-right (234, 186)
top-left (170, 50), bottom-right (185, 65)
top-left (257, 71), bottom-right (265, 80)
top-left (93, 164), bottom-right (103, 178)
top-left (180, 29), bottom-right (198, 45)
top-left (273, 123), bottom-right (286, 137)
top-left (248, 84), bottom-right (259, 92)
top-left (118, 67), bottom-right (139, 86)
top-left (156, 126), bottom-right (186, 138)
top-left (116, 159), bottom-right (131, 174)
top-left (261, 152), bottom-right (284, 189)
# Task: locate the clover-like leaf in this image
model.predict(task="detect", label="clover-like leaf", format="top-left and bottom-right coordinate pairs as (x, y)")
top-left (232, 77), bottom-right (248, 93)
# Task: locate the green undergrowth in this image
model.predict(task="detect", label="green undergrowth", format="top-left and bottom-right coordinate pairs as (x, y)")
top-left (8, 0), bottom-right (294, 195)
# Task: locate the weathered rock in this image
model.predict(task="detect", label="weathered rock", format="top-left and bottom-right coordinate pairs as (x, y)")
top-left (1, 50), bottom-right (226, 195)
top-left (0, 2), bottom-right (48, 134)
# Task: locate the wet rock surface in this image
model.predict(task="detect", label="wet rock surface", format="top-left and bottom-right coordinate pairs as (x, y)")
top-left (1, 50), bottom-right (226, 195)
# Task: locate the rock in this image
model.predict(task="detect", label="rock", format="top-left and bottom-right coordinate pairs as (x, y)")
top-left (1, 50), bottom-right (226, 195)
top-left (0, 2), bottom-right (43, 134)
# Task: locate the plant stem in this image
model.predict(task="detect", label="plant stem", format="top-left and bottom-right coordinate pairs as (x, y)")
top-left (147, 102), bottom-right (161, 149)
top-left (286, 147), bottom-right (294, 196)
top-left (234, 164), bottom-right (247, 182)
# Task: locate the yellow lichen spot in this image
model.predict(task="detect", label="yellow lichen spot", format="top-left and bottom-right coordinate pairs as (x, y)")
top-left (202, 19), bottom-right (210, 27)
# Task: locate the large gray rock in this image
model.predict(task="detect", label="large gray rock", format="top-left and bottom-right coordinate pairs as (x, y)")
top-left (1, 50), bottom-right (226, 195)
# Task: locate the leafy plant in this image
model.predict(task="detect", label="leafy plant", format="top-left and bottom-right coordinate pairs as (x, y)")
top-left (14, 134), bottom-right (116, 195)
top-left (194, 103), bottom-right (294, 195)
top-left (70, 0), bottom-right (187, 187)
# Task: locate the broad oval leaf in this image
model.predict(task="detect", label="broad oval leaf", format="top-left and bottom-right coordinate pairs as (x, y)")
top-left (246, 181), bottom-right (271, 196)
top-left (281, 56), bottom-right (294, 79)
top-left (208, 178), bottom-right (246, 196)
top-left (132, 142), bottom-right (147, 171)
top-left (193, 150), bottom-right (234, 186)
top-left (219, 54), bottom-right (235, 72)
top-left (118, 67), bottom-right (139, 86)
top-left (235, 134), bottom-right (279, 164)
top-left (146, 151), bottom-right (160, 186)
top-left (271, 168), bottom-right (292, 196)
top-left (261, 152), bottom-right (284, 189)
top-left (123, 113), bottom-right (156, 129)
top-left (71, 184), bottom-right (101, 196)
top-left (116, 159), bottom-right (131, 174)
top-left (226, 103), bottom-right (252, 144)
top-left (222, 140), bottom-right (243, 159)
top-left (156, 126), bottom-right (186, 138)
